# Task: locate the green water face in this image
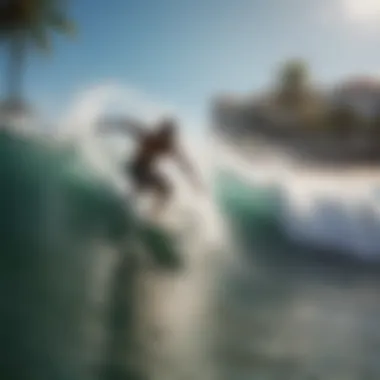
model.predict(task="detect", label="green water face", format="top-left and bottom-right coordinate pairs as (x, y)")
top-left (214, 170), bottom-right (283, 225)
top-left (0, 131), bottom-right (140, 380)
top-left (0, 130), bottom-right (187, 380)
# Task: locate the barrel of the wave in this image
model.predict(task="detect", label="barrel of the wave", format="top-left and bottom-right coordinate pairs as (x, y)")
top-left (0, 130), bottom-right (144, 380)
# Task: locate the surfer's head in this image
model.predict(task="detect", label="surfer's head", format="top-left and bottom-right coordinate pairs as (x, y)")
top-left (156, 116), bottom-right (177, 140)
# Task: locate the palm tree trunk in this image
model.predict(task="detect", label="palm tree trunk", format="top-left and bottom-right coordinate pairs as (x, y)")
top-left (7, 32), bottom-right (25, 103)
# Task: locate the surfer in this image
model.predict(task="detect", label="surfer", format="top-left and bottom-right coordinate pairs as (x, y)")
top-left (99, 116), bottom-right (202, 217)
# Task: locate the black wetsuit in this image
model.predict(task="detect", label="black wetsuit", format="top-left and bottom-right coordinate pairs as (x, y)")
top-left (128, 134), bottom-right (172, 194)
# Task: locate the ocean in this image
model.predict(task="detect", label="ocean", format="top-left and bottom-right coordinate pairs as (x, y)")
top-left (2, 121), bottom-right (380, 380)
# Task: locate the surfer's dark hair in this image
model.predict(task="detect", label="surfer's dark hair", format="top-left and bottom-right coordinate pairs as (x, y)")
top-left (157, 116), bottom-right (177, 135)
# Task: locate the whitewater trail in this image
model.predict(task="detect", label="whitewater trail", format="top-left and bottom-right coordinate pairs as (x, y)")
top-left (123, 188), bottom-right (226, 380)
top-left (122, 133), bottom-right (237, 380)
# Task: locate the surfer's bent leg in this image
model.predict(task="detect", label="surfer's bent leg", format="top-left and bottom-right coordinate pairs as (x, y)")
top-left (128, 161), bottom-right (150, 192)
top-left (128, 162), bottom-right (171, 217)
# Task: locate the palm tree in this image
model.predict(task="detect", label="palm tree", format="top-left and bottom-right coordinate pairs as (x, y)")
top-left (0, 0), bottom-right (76, 108)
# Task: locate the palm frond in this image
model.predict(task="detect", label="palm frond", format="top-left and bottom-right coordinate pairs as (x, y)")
top-left (0, 0), bottom-right (76, 40)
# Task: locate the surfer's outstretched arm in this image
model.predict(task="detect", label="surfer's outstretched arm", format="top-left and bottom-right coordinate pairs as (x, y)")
top-left (97, 116), bottom-right (147, 140)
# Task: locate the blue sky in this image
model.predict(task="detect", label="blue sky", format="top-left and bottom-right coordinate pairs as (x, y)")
top-left (1, 0), bottom-right (380, 129)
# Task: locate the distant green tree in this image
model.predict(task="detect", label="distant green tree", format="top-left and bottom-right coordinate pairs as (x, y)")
top-left (0, 0), bottom-right (76, 104)
top-left (275, 59), bottom-right (310, 110)
top-left (327, 106), bottom-right (359, 138)
top-left (369, 112), bottom-right (380, 139)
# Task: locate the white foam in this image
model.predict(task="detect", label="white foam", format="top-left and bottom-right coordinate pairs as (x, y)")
top-left (216, 142), bottom-right (380, 259)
